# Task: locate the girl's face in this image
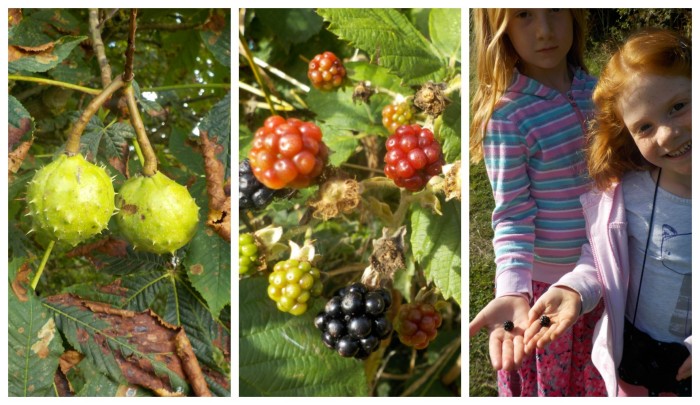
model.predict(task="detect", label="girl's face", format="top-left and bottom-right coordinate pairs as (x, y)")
top-left (506, 9), bottom-right (573, 80)
top-left (619, 73), bottom-right (692, 181)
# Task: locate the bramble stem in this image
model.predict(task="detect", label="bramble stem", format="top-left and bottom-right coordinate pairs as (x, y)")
top-left (239, 33), bottom-right (277, 115)
top-left (31, 240), bottom-right (55, 290)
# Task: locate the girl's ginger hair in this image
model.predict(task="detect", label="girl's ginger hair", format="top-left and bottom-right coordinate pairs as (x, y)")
top-left (586, 28), bottom-right (691, 190)
top-left (469, 9), bottom-right (589, 163)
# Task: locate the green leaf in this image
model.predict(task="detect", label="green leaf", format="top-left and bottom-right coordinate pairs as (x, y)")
top-left (9, 95), bottom-right (35, 147)
top-left (9, 35), bottom-right (87, 74)
top-left (8, 258), bottom-right (65, 397)
top-left (9, 9), bottom-right (81, 47)
top-left (429, 9), bottom-right (461, 62)
top-left (239, 124), bottom-right (253, 161)
top-left (104, 121), bottom-right (135, 160)
top-left (317, 9), bottom-right (447, 85)
top-left (201, 12), bottom-right (231, 67)
top-left (132, 81), bottom-right (165, 117)
top-left (239, 277), bottom-right (368, 396)
top-left (436, 91), bottom-right (461, 162)
top-left (318, 125), bottom-right (358, 167)
top-left (169, 127), bottom-right (205, 174)
top-left (410, 198), bottom-right (461, 305)
top-left (185, 222), bottom-right (231, 319)
top-left (345, 62), bottom-right (409, 95)
top-left (255, 9), bottom-right (324, 45)
top-left (305, 86), bottom-right (386, 134)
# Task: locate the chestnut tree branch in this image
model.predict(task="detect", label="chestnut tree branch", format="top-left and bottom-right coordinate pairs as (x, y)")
top-left (89, 8), bottom-right (113, 88)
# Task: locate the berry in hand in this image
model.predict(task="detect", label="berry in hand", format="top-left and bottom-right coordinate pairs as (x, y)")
top-left (394, 302), bottom-right (442, 350)
top-left (384, 124), bottom-right (444, 192)
top-left (267, 259), bottom-right (323, 316)
top-left (381, 101), bottom-right (413, 134)
top-left (308, 51), bottom-right (346, 90)
top-left (239, 158), bottom-right (277, 210)
top-left (26, 154), bottom-right (115, 246)
top-left (239, 233), bottom-right (260, 275)
top-left (540, 315), bottom-right (551, 327)
top-left (248, 116), bottom-right (329, 190)
top-left (314, 282), bottom-right (393, 359)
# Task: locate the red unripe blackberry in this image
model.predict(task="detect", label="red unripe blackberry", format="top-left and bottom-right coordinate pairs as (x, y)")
top-left (308, 51), bottom-right (346, 91)
top-left (394, 302), bottom-right (442, 350)
top-left (248, 116), bottom-right (329, 190)
top-left (381, 101), bottom-right (413, 133)
top-left (384, 125), bottom-right (444, 191)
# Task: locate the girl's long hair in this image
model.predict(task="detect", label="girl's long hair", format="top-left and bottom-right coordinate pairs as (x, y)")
top-left (586, 28), bottom-right (691, 190)
top-left (469, 9), bottom-right (588, 163)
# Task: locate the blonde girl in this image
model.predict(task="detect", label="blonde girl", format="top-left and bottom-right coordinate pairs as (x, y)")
top-left (469, 9), bottom-right (606, 396)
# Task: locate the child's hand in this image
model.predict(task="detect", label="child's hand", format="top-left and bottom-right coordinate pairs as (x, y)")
top-left (677, 355), bottom-right (692, 380)
top-left (469, 295), bottom-right (530, 371)
top-left (523, 286), bottom-right (581, 354)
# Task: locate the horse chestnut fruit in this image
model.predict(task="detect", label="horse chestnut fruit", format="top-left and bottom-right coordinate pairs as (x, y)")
top-left (115, 171), bottom-right (199, 254)
top-left (26, 154), bottom-right (115, 246)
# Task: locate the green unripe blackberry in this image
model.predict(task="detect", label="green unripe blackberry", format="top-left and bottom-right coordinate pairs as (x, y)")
top-left (115, 171), bottom-right (199, 254)
top-left (267, 259), bottom-right (322, 316)
top-left (239, 233), bottom-right (260, 275)
top-left (26, 154), bottom-right (115, 246)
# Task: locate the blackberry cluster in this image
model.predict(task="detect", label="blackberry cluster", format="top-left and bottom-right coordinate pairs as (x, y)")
top-left (381, 101), bottom-right (413, 134)
top-left (239, 233), bottom-right (259, 275)
top-left (267, 259), bottom-right (323, 316)
top-left (384, 124), bottom-right (444, 192)
top-left (239, 159), bottom-right (276, 210)
top-left (248, 116), bottom-right (329, 190)
top-left (395, 302), bottom-right (442, 350)
top-left (308, 51), bottom-right (346, 90)
top-left (314, 283), bottom-right (393, 359)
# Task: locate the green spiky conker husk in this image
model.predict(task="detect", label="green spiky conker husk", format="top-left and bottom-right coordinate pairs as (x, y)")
top-left (115, 171), bottom-right (199, 254)
top-left (26, 154), bottom-right (116, 246)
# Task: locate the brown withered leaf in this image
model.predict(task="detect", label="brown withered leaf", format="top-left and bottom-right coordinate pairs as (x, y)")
top-left (65, 237), bottom-right (128, 268)
top-left (9, 116), bottom-right (32, 149)
top-left (8, 42), bottom-right (57, 63)
top-left (108, 141), bottom-right (130, 178)
top-left (11, 260), bottom-right (32, 302)
top-left (9, 8), bottom-right (23, 27)
top-left (44, 294), bottom-right (220, 396)
top-left (9, 139), bottom-right (33, 178)
top-left (200, 129), bottom-right (230, 242)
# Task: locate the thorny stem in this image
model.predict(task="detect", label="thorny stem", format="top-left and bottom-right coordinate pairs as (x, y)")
top-left (239, 32), bottom-right (277, 115)
top-left (89, 8), bottom-right (113, 88)
top-left (8, 75), bottom-right (101, 95)
top-left (31, 240), bottom-right (55, 290)
top-left (65, 76), bottom-right (125, 155)
top-left (124, 84), bottom-right (157, 176)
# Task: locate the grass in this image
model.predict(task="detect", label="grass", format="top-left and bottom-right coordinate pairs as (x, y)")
top-left (468, 160), bottom-right (498, 396)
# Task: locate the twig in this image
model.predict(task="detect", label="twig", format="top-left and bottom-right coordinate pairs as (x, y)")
top-left (399, 337), bottom-right (461, 397)
top-left (65, 76), bottom-right (125, 155)
top-left (89, 8), bottom-right (112, 88)
top-left (144, 83), bottom-right (230, 92)
top-left (8, 75), bottom-right (101, 95)
top-left (96, 8), bottom-right (119, 29)
top-left (124, 84), bottom-right (157, 176)
top-left (123, 9), bottom-right (137, 82)
top-left (253, 56), bottom-right (310, 93)
top-left (238, 81), bottom-right (294, 110)
top-left (239, 33), bottom-right (276, 115)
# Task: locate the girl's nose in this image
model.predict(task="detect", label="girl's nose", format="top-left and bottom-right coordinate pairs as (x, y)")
top-left (657, 125), bottom-right (678, 146)
top-left (535, 12), bottom-right (553, 38)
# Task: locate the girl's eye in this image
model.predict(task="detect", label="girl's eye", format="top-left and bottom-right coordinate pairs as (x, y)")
top-left (671, 102), bottom-right (686, 113)
top-left (637, 123), bottom-right (652, 135)
top-left (515, 11), bottom-right (530, 19)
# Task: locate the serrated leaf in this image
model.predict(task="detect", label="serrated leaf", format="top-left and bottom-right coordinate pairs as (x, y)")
top-left (345, 62), bottom-right (408, 95)
top-left (8, 258), bottom-right (65, 397)
top-left (9, 35), bottom-right (87, 74)
top-left (436, 91), bottom-right (461, 162)
top-left (185, 222), bottom-right (231, 319)
top-left (201, 12), bottom-right (231, 67)
top-left (410, 198), bottom-right (461, 305)
top-left (429, 9), bottom-right (461, 62)
top-left (44, 295), bottom-right (192, 395)
top-left (132, 81), bottom-right (165, 116)
top-left (306, 86), bottom-right (386, 136)
top-left (169, 127), bottom-right (205, 174)
top-left (255, 9), bottom-right (324, 45)
top-left (317, 9), bottom-right (447, 85)
top-left (239, 277), bottom-right (368, 396)
top-left (318, 124), bottom-right (358, 167)
top-left (9, 95), bottom-right (35, 148)
top-left (104, 122), bottom-right (136, 159)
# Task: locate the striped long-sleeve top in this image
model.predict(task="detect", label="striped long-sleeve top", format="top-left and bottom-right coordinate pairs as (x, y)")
top-left (483, 67), bottom-right (597, 298)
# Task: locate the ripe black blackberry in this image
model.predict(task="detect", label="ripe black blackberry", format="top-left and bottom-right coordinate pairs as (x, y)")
top-left (239, 158), bottom-right (277, 210)
top-left (314, 282), bottom-right (393, 359)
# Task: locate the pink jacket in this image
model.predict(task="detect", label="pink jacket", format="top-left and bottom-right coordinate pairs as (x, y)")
top-left (554, 181), bottom-right (692, 397)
